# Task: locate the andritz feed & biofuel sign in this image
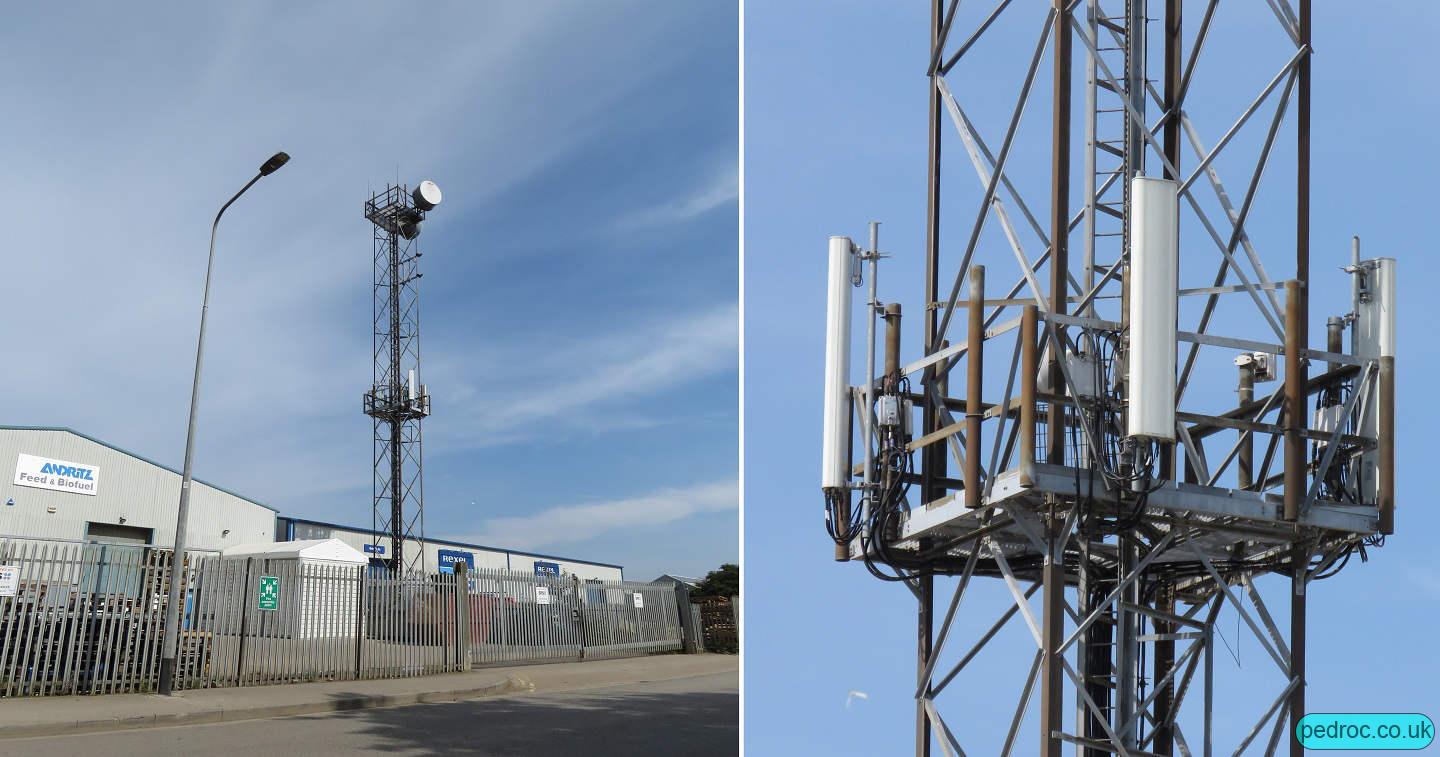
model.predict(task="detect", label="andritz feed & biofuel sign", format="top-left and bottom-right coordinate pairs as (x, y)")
top-left (13, 453), bottom-right (100, 496)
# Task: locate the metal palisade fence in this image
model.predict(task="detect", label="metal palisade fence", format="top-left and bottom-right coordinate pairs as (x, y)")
top-left (0, 540), bottom-right (174, 696)
top-left (0, 539), bottom-right (683, 697)
top-left (465, 570), bottom-right (681, 665)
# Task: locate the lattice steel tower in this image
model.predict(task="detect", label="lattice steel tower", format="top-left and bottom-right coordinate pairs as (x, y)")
top-left (364, 180), bottom-right (443, 575)
top-left (821, 2), bottom-right (1395, 755)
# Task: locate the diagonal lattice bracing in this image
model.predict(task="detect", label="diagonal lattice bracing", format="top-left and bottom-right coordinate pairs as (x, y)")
top-left (823, 2), bottom-right (1390, 754)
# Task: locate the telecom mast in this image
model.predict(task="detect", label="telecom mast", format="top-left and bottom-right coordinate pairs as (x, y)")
top-left (364, 180), bottom-right (443, 575)
top-left (820, 3), bottom-right (1395, 755)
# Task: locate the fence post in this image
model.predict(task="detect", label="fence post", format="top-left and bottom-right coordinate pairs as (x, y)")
top-left (573, 575), bottom-right (588, 660)
top-left (673, 583), bottom-right (700, 654)
top-left (235, 557), bottom-right (254, 683)
top-left (690, 605), bottom-right (705, 652)
top-left (454, 562), bottom-right (470, 672)
top-left (354, 564), bottom-right (366, 679)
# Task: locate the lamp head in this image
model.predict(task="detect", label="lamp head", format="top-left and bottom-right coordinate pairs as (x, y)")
top-left (259, 151), bottom-right (290, 176)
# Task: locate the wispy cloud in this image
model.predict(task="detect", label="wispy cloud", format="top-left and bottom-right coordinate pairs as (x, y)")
top-left (430, 302), bottom-right (738, 447)
top-left (466, 478), bottom-right (737, 550)
top-left (615, 159), bottom-right (738, 230)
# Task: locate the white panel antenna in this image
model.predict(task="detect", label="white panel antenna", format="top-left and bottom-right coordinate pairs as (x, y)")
top-left (1126, 177), bottom-right (1179, 441)
top-left (821, 236), bottom-right (855, 490)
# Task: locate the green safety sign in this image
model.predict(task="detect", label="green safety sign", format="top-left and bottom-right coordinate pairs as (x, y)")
top-left (257, 575), bottom-right (280, 611)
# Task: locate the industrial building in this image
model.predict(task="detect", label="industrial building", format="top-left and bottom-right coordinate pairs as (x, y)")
top-left (1, 426), bottom-right (623, 580)
top-left (650, 574), bottom-right (702, 591)
top-left (1, 426), bottom-right (276, 551)
top-left (278, 517), bottom-right (623, 581)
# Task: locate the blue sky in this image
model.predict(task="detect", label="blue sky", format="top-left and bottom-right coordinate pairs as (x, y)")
top-left (746, 2), bottom-right (1438, 754)
top-left (0, 2), bottom-right (737, 582)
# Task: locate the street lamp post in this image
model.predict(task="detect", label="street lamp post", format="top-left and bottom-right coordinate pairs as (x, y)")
top-left (158, 151), bottom-right (289, 696)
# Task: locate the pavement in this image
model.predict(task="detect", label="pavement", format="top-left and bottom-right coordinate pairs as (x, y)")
top-left (0, 653), bottom-right (738, 742)
top-left (0, 669), bottom-right (738, 757)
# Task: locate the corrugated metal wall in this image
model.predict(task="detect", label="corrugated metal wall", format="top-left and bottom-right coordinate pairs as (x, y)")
top-left (282, 519), bottom-right (625, 582)
top-left (507, 551), bottom-right (624, 582)
top-left (0, 429), bottom-right (276, 551)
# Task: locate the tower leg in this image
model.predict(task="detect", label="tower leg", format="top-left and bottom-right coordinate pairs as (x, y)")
top-left (1039, 505), bottom-right (1066, 757)
top-left (1116, 537), bottom-right (1140, 750)
top-left (1082, 575), bottom-right (1113, 757)
top-left (916, 575), bottom-right (933, 757)
top-left (1153, 587), bottom-right (1175, 755)
top-left (1290, 0), bottom-right (1310, 737)
top-left (1044, 2), bottom-right (1071, 748)
top-left (391, 417), bottom-right (403, 569)
top-left (1289, 546), bottom-right (1307, 756)
top-left (919, 1), bottom-right (944, 752)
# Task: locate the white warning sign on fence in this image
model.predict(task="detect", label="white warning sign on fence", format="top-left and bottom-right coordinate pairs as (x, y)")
top-left (632, 592), bottom-right (644, 609)
top-left (535, 585), bottom-right (551, 605)
top-left (0, 565), bottom-right (17, 598)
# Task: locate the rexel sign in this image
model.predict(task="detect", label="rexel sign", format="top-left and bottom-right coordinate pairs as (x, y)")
top-left (437, 549), bottom-right (474, 574)
top-left (13, 454), bottom-right (100, 496)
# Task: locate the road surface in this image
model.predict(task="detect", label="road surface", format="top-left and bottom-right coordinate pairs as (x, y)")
top-left (0, 671), bottom-right (738, 757)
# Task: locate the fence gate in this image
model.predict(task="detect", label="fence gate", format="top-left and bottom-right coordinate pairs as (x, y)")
top-left (466, 569), bottom-right (583, 665)
top-left (463, 571), bottom-right (683, 666)
top-left (576, 580), bottom-right (683, 660)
